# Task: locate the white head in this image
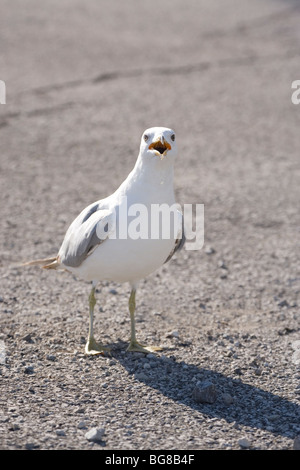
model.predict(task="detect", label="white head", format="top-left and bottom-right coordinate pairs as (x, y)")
top-left (139, 127), bottom-right (177, 161)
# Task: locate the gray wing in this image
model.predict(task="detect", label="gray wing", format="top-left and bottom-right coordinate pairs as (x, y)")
top-left (164, 210), bottom-right (185, 264)
top-left (58, 201), bottom-right (115, 268)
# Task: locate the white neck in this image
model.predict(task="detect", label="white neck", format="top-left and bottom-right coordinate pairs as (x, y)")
top-left (117, 152), bottom-right (175, 204)
top-left (134, 152), bottom-right (174, 186)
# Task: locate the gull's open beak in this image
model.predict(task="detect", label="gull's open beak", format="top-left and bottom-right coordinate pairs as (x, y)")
top-left (149, 137), bottom-right (171, 159)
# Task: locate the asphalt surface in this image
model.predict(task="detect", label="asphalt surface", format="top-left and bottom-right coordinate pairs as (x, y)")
top-left (0, 0), bottom-right (300, 451)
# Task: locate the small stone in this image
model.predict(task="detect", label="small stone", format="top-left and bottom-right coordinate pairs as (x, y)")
top-left (292, 350), bottom-right (300, 365)
top-left (46, 355), bottom-right (56, 362)
top-left (109, 289), bottom-right (118, 295)
top-left (76, 408), bottom-right (85, 414)
top-left (205, 246), bottom-right (215, 255)
top-left (193, 381), bottom-right (217, 404)
top-left (222, 393), bottom-right (234, 405)
top-left (293, 436), bottom-right (300, 450)
top-left (9, 423), bottom-right (20, 431)
top-left (146, 353), bottom-right (156, 360)
top-left (85, 427), bottom-right (105, 443)
top-left (218, 260), bottom-right (228, 269)
top-left (267, 414), bottom-right (280, 422)
top-left (25, 442), bottom-right (39, 450)
top-left (166, 331), bottom-right (179, 338)
top-left (23, 334), bottom-right (34, 343)
top-left (238, 438), bottom-right (251, 449)
top-left (291, 340), bottom-right (300, 350)
top-left (135, 372), bottom-right (148, 381)
top-left (24, 365), bottom-right (34, 375)
top-left (0, 416), bottom-right (9, 423)
top-left (278, 299), bottom-right (289, 308)
top-left (56, 430), bottom-right (66, 436)
top-left (78, 421), bottom-right (88, 429)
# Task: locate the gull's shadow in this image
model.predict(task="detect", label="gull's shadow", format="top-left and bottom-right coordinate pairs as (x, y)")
top-left (105, 342), bottom-right (299, 439)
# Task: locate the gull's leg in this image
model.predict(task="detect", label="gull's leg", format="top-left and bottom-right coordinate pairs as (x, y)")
top-left (127, 288), bottom-right (162, 353)
top-left (85, 283), bottom-right (110, 355)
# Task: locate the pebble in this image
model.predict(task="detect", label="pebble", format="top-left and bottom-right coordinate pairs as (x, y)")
top-left (238, 438), bottom-right (251, 449)
top-left (222, 393), bottom-right (234, 405)
top-left (146, 353), bottom-right (156, 360)
top-left (85, 427), bottom-right (105, 443)
top-left (278, 300), bottom-right (289, 308)
top-left (24, 366), bottom-right (34, 375)
top-left (46, 355), bottom-right (57, 362)
top-left (205, 246), bottom-right (215, 255)
top-left (9, 423), bottom-right (20, 431)
top-left (25, 442), bottom-right (39, 450)
top-left (193, 381), bottom-right (217, 404)
top-left (109, 289), bottom-right (118, 295)
top-left (166, 331), bottom-right (179, 338)
top-left (291, 340), bottom-right (300, 350)
top-left (78, 421), bottom-right (88, 429)
top-left (292, 350), bottom-right (300, 365)
top-left (135, 372), bottom-right (148, 381)
top-left (293, 436), bottom-right (300, 450)
top-left (218, 260), bottom-right (228, 269)
top-left (23, 334), bottom-right (34, 343)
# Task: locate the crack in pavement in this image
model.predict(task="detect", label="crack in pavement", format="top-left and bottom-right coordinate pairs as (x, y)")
top-left (8, 1), bottom-right (300, 101)
top-left (2, 49), bottom-right (300, 122)
top-left (202, 3), bottom-right (300, 38)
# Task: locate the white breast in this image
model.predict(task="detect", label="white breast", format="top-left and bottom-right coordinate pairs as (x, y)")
top-left (69, 235), bottom-right (175, 283)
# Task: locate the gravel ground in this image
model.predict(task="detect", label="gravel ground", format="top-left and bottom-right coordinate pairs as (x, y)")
top-left (0, 0), bottom-right (300, 451)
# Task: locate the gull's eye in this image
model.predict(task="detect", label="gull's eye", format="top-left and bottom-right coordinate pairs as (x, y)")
top-left (171, 134), bottom-right (175, 142)
top-left (144, 134), bottom-right (149, 142)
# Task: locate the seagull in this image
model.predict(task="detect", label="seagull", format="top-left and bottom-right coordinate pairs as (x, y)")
top-left (24, 127), bottom-right (184, 355)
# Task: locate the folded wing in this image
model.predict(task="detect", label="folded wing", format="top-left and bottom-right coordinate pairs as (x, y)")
top-left (59, 201), bottom-right (116, 268)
